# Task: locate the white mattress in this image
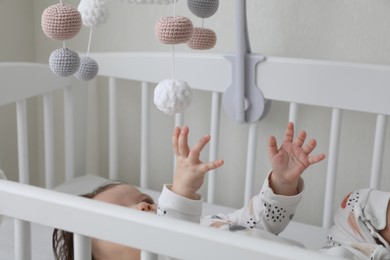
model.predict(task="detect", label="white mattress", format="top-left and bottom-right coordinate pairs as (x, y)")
top-left (0, 175), bottom-right (328, 259)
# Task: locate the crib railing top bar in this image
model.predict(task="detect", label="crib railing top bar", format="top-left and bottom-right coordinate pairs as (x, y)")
top-left (0, 180), bottom-right (340, 260)
top-left (88, 52), bottom-right (230, 93)
top-left (0, 62), bottom-right (71, 106)
top-left (259, 57), bottom-right (390, 115)
top-left (90, 52), bottom-right (390, 115)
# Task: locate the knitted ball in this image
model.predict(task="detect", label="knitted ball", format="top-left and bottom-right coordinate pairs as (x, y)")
top-left (49, 48), bottom-right (80, 77)
top-left (187, 27), bottom-right (216, 50)
top-left (41, 3), bottom-right (82, 41)
top-left (187, 0), bottom-right (219, 19)
top-left (75, 57), bottom-right (99, 81)
top-left (154, 79), bottom-right (193, 115)
top-left (78, 0), bottom-right (109, 28)
top-left (155, 16), bottom-right (193, 44)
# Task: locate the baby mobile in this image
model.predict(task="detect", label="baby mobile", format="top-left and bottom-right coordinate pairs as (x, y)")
top-left (41, 0), bottom-right (108, 81)
top-left (153, 0), bottom-right (219, 115)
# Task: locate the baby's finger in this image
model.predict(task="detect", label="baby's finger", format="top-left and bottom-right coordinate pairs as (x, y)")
top-left (283, 122), bottom-right (294, 143)
top-left (268, 136), bottom-right (279, 158)
top-left (199, 159), bottom-right (224, 173)
top-left (189, 134), bottom-right (210, 161)
top-left (302, 139), bottom-right (317, 155)
top-left (172, 127), bottom-right (180, 156)
top-left (294, 131), bottom-right (307, 147)
top-left (178, 126), bottom-right (190, 157)
top-left (308, 153), bottom-right (326, 165)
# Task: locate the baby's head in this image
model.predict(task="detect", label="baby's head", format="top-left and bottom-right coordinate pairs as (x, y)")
top-left (328, 189), bottom-right (390, 250)
top-left (52, 181), bottom-right (156, 260)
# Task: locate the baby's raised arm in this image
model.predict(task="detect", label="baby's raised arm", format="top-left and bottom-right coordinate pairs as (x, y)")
top-left (171, 126), bottom-right (224, 200)
top-left (268, 122), bottom-right (326, 196)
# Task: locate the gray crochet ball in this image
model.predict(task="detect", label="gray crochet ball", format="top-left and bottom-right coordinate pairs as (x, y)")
top-left (75, 57), bottom-right (99, 81)
top-left (49, 48), bottom-right (80, 77)
top-left (187, 0), bottom-right (219, 19)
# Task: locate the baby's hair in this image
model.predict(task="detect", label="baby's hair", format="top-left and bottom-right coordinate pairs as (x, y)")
top-left (52, 180), bottom-right (127, 260)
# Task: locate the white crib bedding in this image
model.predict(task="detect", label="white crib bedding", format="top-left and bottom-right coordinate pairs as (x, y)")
top-left (0, 175), bottom-right (328, 259)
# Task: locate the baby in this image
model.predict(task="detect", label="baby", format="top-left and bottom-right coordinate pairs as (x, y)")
top-left (52, 122), bottom-right (325, 260)
top-left (322, 189), bottom-right (390, 259)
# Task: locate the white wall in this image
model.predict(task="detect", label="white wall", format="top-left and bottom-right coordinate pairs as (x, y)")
top-left (0, 0), bottom-right (37, 184)
top-left (26, 0), bottom-right (390, 227)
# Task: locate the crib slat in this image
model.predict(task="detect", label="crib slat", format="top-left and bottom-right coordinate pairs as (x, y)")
top-left (289, 102), bottom-right (299, 128)
top-left (173, 113), bottom-right (184, 173)
top-left (109, 77), bottom-right (119, 180)
top-left (370, 114), bottom-right (387, 189)
top-left (323, 108), bottom-right (342, 229)
top-left (74, 233), bottom-right (92, 260)
top-left (140, 82), bottom-right (150, 189)
top-left (244, 122), bottom-right (259, 204)
top-left (64, 86), bottom-right (74, 182)
top-left (16, 99), bottom-right (29, 184)
top-left (43, 93), bottom-right (54, 188)
top-left (207, 92), bottom-right (221, 204)
top-left (14, 219), bottom-right (31, 260)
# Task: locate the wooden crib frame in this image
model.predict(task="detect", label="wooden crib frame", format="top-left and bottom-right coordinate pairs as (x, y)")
top-left (1, 52), bottom-right (390, 259)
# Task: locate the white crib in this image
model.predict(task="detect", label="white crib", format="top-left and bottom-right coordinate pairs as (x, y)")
top-left (0, 52), bottom-right (390, 259)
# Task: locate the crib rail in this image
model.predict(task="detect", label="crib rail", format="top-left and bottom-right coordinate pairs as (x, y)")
top-left (0, 63), bottom-right (70, 107)
top-left (0, 180), bottom-right (341, 260)
top-left (90, 52), bottom-right (390, 228)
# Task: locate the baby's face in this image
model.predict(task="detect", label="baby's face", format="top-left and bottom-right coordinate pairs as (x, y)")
top-left (92, 184), bottom-right (157, 260)
top-left (379, 201), bottom-right (390, 244)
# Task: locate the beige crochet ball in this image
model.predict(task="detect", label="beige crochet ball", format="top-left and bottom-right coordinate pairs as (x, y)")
top-left (187, 27), bottom-right (216, 50)
top-left (155, 16), bottom-right (193, 44)
top-left (41, 3), bottom-right (82, 41)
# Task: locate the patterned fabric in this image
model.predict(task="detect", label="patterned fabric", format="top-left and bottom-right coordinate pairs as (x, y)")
top-left (322, 189), bottom-right (390, 259)
top-left (41, 3), bottom-right (82, 41)
top-left (158, 171), bottom-right (303, 237)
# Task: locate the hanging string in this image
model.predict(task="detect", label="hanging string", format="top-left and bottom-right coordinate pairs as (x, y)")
top-left (86, 28), bottom-right (93, 57)
top-left (202, 18), bottom-right (204, 28)
top-left (63, 41), bottom-right (66, 49)
top-left (171, 0), bottom-right (177, 80)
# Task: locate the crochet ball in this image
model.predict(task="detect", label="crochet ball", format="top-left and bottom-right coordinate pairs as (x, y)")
top-left (75, 57), bottom-right (99, 81)
top-left (78, 0), bottom-right (109, 28)
top-left (154, 79), bottom-right (193, 115)
top-left (187, 0), bottom-right (219, 19)
top-left (155, 16), bottom-right (193, 44)
top-left (187, 28), bottom-right (216, 50)
top-left (41, 3), bottom-right (82, 41)
top-left (49, 48), bottom-right (80, 77)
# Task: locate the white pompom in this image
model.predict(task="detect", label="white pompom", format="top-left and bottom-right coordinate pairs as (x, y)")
top-left (154, 79), bottom-right (193, 115)
top-left (78, 0), bottom-right (109, 28)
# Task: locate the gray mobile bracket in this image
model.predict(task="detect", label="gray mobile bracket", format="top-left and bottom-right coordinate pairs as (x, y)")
top-left (222, 0), bottom-right (271, 124)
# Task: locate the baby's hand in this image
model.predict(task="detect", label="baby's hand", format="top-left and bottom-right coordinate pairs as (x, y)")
top-left (268, 122), bottom-right (325, 196)
top-left (171, 126), bottom-right (224, 200)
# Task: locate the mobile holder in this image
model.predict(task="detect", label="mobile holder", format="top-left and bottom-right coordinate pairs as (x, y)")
top-left (223, 0), bottom-right (271, 124)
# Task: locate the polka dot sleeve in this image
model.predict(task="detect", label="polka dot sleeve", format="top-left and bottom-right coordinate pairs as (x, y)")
top-left (205, 171), bottom-right (304, 235)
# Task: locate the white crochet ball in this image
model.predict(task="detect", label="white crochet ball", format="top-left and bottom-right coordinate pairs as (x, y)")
top-left (78, 0), bottom-right (109, 28)
top-left (49, 48), bottom-right (80, 77)
top-left (154, 79), bottom-right (193, 115)
top-left (75, 57), bottom-right (99, 81)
